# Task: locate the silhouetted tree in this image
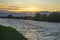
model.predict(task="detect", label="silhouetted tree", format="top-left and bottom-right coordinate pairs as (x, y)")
top-left (33, 13), bottom-right (41, 21)
top-left (33, 13), bottom-right (47, 21)
top-left (7, 14), bottom-right (13, 18)
top-left (23, 16), bottom-right (33, 20)
top-left (41, 14), bottom-right (47, 21)
top-left (48, 12), bottom-right (60, 22)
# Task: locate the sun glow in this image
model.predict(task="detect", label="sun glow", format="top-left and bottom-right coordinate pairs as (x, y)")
top-left (20, 6), bottom-right (41, 12)
top-left (27, 6), bottom-right (37, 12)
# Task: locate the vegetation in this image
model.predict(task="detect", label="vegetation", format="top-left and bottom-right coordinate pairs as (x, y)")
top-left (47, 12), bottom-right (60, 22)
top-left (34, 12), bottom-right (60, 22)
top-left (23, 16), bottom-right (33, 20)
top-left (0, 12), bottom-right (60, 22)
top-left (33, 13), bottom-right (47, 21)
top-left (7, 14), bottom-right (13, 18)
top-left (0, 25), bottom-right (28, 40)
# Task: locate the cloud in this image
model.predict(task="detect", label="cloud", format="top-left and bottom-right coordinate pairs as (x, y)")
top-left (7, 2), bottom-right (23, 6)
top-left (0, 2), bottom-right (23, 6)
top-left (0, 2), bottom-right (42, 12)
top-left (0, 2), bottom-right (59, 12)
top-left (0, 3), bottom-right (21, 12)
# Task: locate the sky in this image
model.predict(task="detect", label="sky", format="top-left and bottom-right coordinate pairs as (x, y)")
top-left (0, 0), bottom-right (60, 12)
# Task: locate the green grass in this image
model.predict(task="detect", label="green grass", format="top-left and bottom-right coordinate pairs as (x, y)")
top-left (0, 25), bottom-right (28, 40)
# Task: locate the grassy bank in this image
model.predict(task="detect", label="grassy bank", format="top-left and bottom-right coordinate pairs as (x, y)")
top-left (0, 25), bottom-right (28, 40)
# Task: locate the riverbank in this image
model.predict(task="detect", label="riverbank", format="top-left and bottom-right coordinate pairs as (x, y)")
top-left (0, 25), bottom-right (28, 40)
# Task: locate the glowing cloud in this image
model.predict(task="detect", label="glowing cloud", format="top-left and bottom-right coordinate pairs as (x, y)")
top-left (0, 0), bottom-right (60, 12)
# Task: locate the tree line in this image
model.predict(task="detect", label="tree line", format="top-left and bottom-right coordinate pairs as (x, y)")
top-left (0, 12), bottom-right (60, 22)
top-left (33, 12), bottom-right (60, 22)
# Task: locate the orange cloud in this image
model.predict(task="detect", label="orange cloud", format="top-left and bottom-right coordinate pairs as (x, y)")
top-left (0, 3), bottom-right (21, 12)
top-left (0, 3), bottom-right (41, 12)
top-left (0, 2), bottom-right (58, 12)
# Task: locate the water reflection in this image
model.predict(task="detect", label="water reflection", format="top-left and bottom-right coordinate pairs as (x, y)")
top-left (0, 18), bottom-right (60, 40)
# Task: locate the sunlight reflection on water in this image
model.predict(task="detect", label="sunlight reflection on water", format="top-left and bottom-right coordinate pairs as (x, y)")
top-left (0, 18), bottom-right (60, 40)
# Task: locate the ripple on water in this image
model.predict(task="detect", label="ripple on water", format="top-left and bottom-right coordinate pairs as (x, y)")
top-left (0, 18), bottom-right (60, 40)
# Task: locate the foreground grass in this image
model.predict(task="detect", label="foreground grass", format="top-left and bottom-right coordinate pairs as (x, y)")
top-left (0, 25), bottom-right (28, 40)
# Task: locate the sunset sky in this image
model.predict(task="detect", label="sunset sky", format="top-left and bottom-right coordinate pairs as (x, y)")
top-left (0, 0), bottom-right (60, 12)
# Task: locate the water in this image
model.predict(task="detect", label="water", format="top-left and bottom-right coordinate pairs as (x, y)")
top-left (0, 18), bottom-right (60, 40)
